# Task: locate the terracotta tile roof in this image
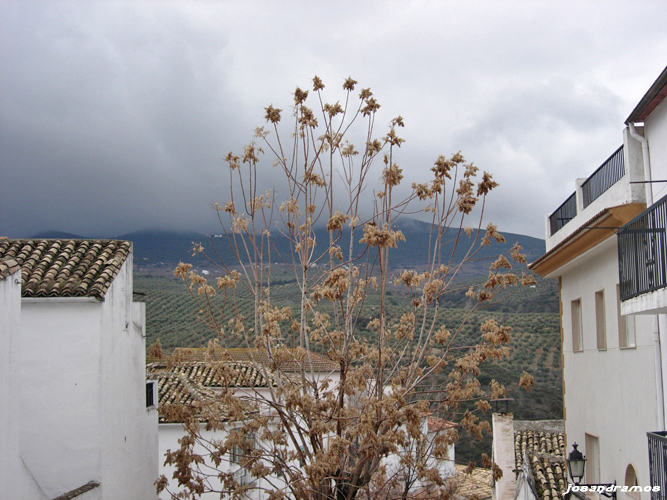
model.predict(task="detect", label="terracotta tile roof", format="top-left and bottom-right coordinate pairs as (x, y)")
top-left (0, 257), bottom-right (20, 281)
top-left (150, 371), bottom-right (222, 423)
top-left (514, 421), bottom-right (567, 500)
top-left (0, 239), bottom-right (131, 300)
top-left (427, 416), bottom-right (457, 432)
top-left (451, 464), bottom-right (492, 500)
top-left (148, 361), bottom-right (272, 388)
top-left (172, 347), bottom-right (340, 373)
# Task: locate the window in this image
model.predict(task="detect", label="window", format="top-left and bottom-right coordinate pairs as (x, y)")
top-left (617, 285), bottom-right (636, 348)
top-left (230, 430), bottom-right (255, 464)
top-left (146, 380), bottom-right (157, 408)
top-left (585, 434), bottom-right (600, 484)
top-left (625, 464), bottom-right (641, 499)
top-left (572, 299), bottom-right (583, 352)
top-left (596, 290), bottom-right (606, 350)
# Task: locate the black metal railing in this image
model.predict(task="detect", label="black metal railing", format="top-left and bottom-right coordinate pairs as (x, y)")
top-left (581, 146), bottom-right (625, 208)
top-left (618, 194), bottom-right (667, 301)
top-left (648, 431), bottom-right (667, 500)
top-left (549, 192), bottom-right (577, 236)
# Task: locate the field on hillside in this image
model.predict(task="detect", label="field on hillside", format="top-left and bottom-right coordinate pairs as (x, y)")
top-left (135, 268), bottom-right (561, 463)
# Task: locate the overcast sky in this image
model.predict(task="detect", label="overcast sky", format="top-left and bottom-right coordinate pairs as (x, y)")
top-left (1, 1), bottom-right (666, 239)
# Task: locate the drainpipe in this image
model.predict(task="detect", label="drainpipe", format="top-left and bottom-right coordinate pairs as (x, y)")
top-left (627, 122), bottom-right (653, 204)
top-left (628, 121), bottom-right (666, 430)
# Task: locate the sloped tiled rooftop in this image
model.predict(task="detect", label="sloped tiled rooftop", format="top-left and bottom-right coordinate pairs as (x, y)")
top-left (151, 371), bottom-right (222, 423)
top-left (0, 239), bottom-right (131, 300)
top-left (0, 257), bottom-right (20, 281)
top-left (514, 421), bottom-right (567, 500)
top-left (451, 464), bottom-right (492, 500)
top-left (172, 347), bottom-right (340, 373)
top-left (148, 361), bottom-right (272, 388)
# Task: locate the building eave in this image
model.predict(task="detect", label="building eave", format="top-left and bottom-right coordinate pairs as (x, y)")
top-left (529, 203), bottom-right (645, 278)
top-left (626, 65), bottom-right (667, 124)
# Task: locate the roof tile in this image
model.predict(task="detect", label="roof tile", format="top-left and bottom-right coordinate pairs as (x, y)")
top-left (0, 258), bottom-right (20, 282)
top-left (0, 239), bottom-right (131, 300)
top-left (514, 421), bottom-right (567, 500)
top-left (172, 347), bottom-right (339, 373)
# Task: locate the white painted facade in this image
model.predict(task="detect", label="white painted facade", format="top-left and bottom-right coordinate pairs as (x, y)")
top-left (558, 236), bottom-right (657, 491)
top-left (0, 263), bottom-right (45, 499)
top-left (157, 371), bottom-right (337, 500)
top-left (158, 421), bottom-right (284, 500)
top-left (157, 366), bottom-right (454, 499)
top-left (159, 410), bottom-right (454, 500)
top-left (621, 97), bottom-right (667, 318)
top-left (381, 417), bottom-right (456, 492)
top-left (1, 251), bottom-right (158, 499)
top-left (533, 66), bottom-right (667, 498)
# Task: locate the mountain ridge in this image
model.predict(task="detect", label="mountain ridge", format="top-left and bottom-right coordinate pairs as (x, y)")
top-left (30, 219), bottom-right (546, 277)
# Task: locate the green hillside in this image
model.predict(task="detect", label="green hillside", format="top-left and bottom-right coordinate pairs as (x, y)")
top-left (135, 268), bottom-right (562, 463)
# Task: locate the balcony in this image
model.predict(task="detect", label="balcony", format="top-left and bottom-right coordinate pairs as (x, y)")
top-left (549, 192), bottom-right (577, 236)
top-left (581, 146), bottom-right (625, 209)
top-left (618, 194), bottom-right (667, 302)
top-left (549, 146), bottom-right (625, 237)
top-left (647, 431), bottom-right (667, 500)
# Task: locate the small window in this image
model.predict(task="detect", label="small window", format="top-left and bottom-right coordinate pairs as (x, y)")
top-left (625, 464), bottom-right (641, 499)
top-left (617, 286), bottom-right (636, 348)
top-left (146, 380), bottom-right (157, 408)
top-left (572, 299), bottom-right (583, 352)
top-left (230, 430), bottom-right (255, 464)
top-left (596, 290), bottom-right (606, 350)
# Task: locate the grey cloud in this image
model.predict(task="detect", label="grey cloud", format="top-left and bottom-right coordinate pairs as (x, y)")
top-left (2, 1), bottom-right (666, 240)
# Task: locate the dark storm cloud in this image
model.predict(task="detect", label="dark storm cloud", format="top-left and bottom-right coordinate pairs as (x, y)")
top-left (1, 1), bottom-right (666, 239)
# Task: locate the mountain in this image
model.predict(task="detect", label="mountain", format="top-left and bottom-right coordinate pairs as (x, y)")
top-left (30, 220), bottom-right (546, 277)
top-left (114, 229), bottom-right (211, 266)
top-left (29, 230), bottom-right (87, 239)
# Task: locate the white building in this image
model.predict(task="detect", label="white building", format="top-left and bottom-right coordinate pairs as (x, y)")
top-left (0, 238), bottom-right (158, 500)
top-left (531, 66), bottom-right (667, 498)
top-left (151, 348), bottom-right (456, 499)
top-left (150, 348), bottom-right (342, 500)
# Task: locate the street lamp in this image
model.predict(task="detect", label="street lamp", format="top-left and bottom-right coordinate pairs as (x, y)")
top-left (566, 442), bottom-right (586, 485)
top-left (565, 443), bottom-right (616, 499)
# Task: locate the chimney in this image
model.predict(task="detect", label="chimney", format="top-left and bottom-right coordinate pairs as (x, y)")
top-left (491, 412), bottom-right (516, 500)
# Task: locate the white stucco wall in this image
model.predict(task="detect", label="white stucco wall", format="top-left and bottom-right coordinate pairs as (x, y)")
top-left (18, 255), bottom-right (157, 500)
top-left (644, 97), bottom-right (667, 189)
top-left (20, 297), bottom-right (104, 498)
top-left (99, 258), bottom-right (158, 500)
top-left (559, 237), bottom-right (657, 492)
top-left (0, 267), bottom-right (26, 498)
top-left (159, 422), bottom-right (279, 500)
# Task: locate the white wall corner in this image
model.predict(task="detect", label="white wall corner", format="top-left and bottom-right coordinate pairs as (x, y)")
top-left (491, 413), bottom-right (516, 500)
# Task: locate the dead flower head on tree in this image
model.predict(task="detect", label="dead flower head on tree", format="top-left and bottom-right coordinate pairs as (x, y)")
top-left (161, 76), bottom-right (535, 500)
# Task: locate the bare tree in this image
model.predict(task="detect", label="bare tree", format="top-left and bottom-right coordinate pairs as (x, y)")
top-left (159, 76), bottom-right (534, 500)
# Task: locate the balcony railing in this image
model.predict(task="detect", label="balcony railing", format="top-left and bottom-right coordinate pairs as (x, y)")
top-left (549, 145), bottom-right (625, 236)
top-left (581, 145), bottom-right (625, 208)
top-left (647, 431), bottom-right (667, 500)
top-left (549, 192), bottom-right (577, 236)
top-left (618, 194), bottom-right (667, 301)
